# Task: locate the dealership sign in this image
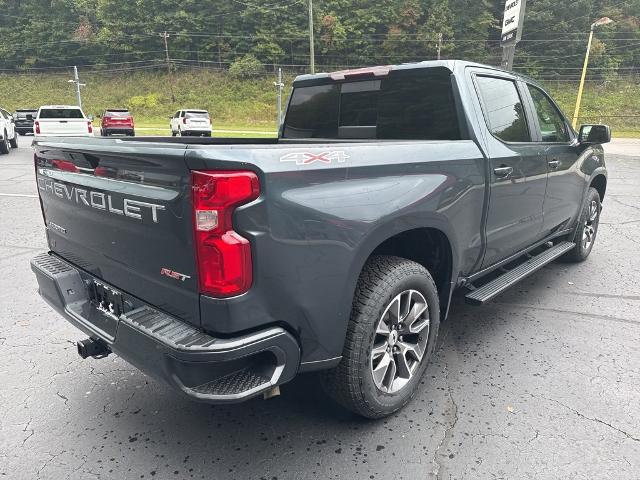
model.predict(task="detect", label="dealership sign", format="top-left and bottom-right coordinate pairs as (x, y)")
top-left (501, 0), bottom-right (525, 44)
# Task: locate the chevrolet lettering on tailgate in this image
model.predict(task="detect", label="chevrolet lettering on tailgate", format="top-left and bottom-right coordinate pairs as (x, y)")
top-left (37, 175), bottom-right (165, 223)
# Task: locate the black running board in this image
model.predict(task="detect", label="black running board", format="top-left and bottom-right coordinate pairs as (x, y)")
top-left (465, 241), bottom-right (575, 306)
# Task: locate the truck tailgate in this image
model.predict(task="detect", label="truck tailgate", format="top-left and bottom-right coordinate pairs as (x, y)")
top-left (34, 140), bottom-right (201, 325)
top-left (37, 118), bottom-right (91, 136)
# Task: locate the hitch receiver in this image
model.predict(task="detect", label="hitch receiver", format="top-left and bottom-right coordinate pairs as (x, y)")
top-left (77, 338), bottom-right (111, 359)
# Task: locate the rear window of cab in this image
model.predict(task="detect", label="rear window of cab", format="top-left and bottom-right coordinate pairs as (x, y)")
top-left (39, 108), bottom-right (84, 119)
top-left (283, 67), bottom-right (461, 140)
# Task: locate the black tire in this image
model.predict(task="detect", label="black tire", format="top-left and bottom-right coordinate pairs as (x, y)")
top-left (0, 131), bottom-right (9, 154)
top-left (321, 255), bottom-right (441, 418)
top-left (9, 133), bottom-right (18, 149)
top-left (562, 187), bottom-right (601, 262)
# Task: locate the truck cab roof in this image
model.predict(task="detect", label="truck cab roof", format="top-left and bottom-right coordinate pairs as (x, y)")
top-left (293, 59), bottom-right (540, 87)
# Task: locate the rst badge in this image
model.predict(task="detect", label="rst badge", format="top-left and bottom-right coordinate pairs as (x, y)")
top-left (160, 268), bottom-right (191, 282)
top-left (280, 151), bottom-right (350, 166)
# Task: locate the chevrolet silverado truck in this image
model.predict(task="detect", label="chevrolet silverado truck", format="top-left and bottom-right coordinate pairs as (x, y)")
top-left (31, 61), bottom-right (610, 418)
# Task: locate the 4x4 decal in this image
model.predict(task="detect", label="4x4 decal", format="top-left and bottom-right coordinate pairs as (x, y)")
top-left (280, 151), bottom-right (350, 165)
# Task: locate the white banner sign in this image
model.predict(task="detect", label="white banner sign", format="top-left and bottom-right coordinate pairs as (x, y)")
top-left (501, 0), bottom-right (522, 43)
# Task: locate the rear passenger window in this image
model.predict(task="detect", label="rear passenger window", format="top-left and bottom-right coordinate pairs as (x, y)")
top-left (283, 67), bottom-right (461, 140)
top-left (476, 76), bottom-right (530, 143)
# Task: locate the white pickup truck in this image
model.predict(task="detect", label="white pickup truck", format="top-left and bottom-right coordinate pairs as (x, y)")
top-left (34, 105), bottom-right (94, 137)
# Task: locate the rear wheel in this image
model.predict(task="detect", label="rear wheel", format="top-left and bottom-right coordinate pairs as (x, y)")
top-left (321, 255), bottom-right (440, 418)
top-left (0, 131), bottom-right (9, 154)
top-left (9, 132), bottom-right (18, 149)
top-left (562, 187), bottom-right (601, 262)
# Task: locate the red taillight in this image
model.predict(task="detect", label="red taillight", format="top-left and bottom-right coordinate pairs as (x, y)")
top-left (87, 121), bottom-right (93, 134)
top-left (34, 121), bottom-right (40, 134)
top-left (103, 116), bottom-right (111, 126)
top-left (191, 170), bottom-right (260, 297)
top-left (183, 117), bottom-right (187, 124)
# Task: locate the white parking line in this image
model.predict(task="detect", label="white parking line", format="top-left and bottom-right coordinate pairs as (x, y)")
top-left (0, 193), bottom-right (38, 198)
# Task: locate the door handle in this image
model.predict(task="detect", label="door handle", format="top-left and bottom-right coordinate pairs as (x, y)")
top-left (493, 166), bottom-right (514, 178)
top-left (548, 159), bottom-right (560, 169)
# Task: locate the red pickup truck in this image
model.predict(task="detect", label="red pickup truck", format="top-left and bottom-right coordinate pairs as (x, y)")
top-left (100, 108), bottom-right (135, 136)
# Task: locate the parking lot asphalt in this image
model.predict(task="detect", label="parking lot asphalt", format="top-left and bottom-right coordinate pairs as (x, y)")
top-left (1, 139), bottom-right (639, 480)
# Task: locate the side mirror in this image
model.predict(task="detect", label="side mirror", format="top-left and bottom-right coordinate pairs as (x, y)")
top-left (579, 124), bottom-right (611, 144)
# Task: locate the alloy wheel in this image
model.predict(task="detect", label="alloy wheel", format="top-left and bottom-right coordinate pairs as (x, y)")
top-left (582, 200), bottom-right (599, 250)
top-left (370, 289), bottom-right (430, 393)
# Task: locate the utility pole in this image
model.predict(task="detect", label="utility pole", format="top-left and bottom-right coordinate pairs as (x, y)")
top-left (274, 67), bottom-right (284, 128)
top-left (436, 33), bottom-right (443, 60)
top-left (308, 0), bottom-right (315, 74)
top-left (68, 66), bottom-right (85, 110)
top-left (163, 31), bottom-right (176, 102)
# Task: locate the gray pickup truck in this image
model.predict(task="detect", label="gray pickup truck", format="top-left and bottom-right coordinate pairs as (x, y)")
top-left (31, 60), bottom-right (610, 418)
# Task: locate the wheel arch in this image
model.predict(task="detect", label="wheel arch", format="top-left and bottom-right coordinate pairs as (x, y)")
top-left (344, 218), bottom-right (459, 329)
top-left (590, 174), bottom-right (607, 201)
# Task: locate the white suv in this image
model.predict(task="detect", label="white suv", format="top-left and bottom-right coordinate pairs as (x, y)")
top-left (170, 110), bottom-right (212, 137)
top-left (0, 107), bottom-right (18, 154)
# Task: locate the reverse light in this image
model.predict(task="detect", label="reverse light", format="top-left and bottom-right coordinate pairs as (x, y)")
top-left (191, 170), bottom-right (260, 297)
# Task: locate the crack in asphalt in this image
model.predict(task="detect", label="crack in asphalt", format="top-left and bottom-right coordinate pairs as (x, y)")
top-left (503, 387), bottom-right (640, 443)
top-left (541, 395), bottom-right (640, 443)
top-left (21, 418), bottom-right (34, 446)
top-left (431, 332), bottom-right (459, 480)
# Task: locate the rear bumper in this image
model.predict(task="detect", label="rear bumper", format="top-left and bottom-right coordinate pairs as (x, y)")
top-left (35, 133), bottom-right (94, 138)
top-left (103, 127), bottom-right (134, 135)
top-left (30, 252), bottom-right (301, 403)
top-left (181, 130), bottom-right (212, 136)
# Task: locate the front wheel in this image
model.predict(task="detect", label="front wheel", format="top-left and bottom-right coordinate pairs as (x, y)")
top-left (562, 187), bottom-right (601, 262)
top-left (321, 255), bottom-right (440, 418)
top-left (0, 131), bottom-right (9, 154)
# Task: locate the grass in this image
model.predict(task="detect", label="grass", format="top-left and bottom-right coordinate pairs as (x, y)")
top-left (546, 80), bottom-right (640, 138)
top-left (0, 69), bottom-right (637, 137)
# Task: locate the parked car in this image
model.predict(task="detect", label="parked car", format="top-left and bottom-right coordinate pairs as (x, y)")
top-left (13, 109), bottom-right (38, 135)
top-left (31, 60), bottom-right (610, 418)
top-left (0, 107), bottom-right (18, 153)
top-left (34, 105), bottom-right (93, 137)
top-left (170, 109), bottom-right (212, 137)
top-left (100, 108), bottom-right (135, 136)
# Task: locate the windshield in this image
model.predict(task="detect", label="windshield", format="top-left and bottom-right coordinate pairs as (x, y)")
top-left (104, 110), bottom-right (131, 117)
top-left (16, 110), bottom-right (37, 118)
top-left (39, 108), bottom-right (85, 119)
top-left (185, 111), bottom-right (209, 119)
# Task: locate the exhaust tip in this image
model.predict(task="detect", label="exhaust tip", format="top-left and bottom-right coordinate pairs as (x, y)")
top-left (77, 338), bottom-right (110, 359)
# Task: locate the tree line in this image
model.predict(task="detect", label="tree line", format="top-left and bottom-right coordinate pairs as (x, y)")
top-left (0, 0), bottom-right (638, 78)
